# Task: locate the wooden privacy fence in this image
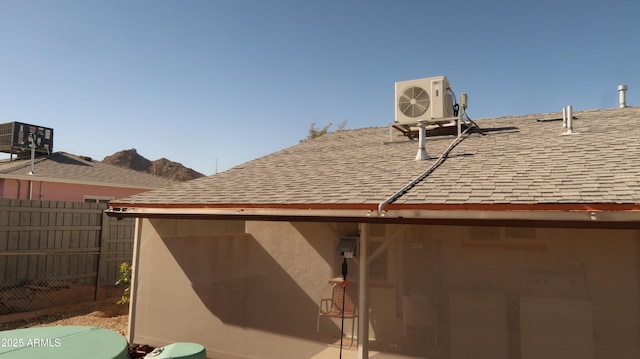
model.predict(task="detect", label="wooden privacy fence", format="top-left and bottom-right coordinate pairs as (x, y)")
top-left (0, 199), bottom-right (135, 314)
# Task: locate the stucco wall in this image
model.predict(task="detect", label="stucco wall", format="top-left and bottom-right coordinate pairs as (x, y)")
top-left (0, 179), bottom-right (150, 202)
top-left (130, 219), bottom-right (640, 359)
top-left (130, 219), bottom-right (348, 358)
top-left (400, 225), bottom-right (640, 358)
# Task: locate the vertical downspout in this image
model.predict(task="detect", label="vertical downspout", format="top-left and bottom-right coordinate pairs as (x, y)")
top-left (357, 223), bottom-right (370, 359)
top-left (14, 179), bottom-right (21, 199)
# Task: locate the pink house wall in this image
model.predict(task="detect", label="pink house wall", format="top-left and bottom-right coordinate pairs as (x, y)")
top-left (0, 179), bottom-right (152, 202)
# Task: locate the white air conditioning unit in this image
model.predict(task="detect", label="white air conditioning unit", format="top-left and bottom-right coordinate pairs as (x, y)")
top-left (395, 75), bottom-right (455, 123)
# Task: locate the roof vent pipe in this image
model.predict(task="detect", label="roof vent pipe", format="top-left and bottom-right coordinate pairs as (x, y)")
top-left (618, 84), bottom-right (628, 108)
top-left (563, 105), bottom-right (575, 135)
top-left (562, 107), bottom-right (567, 129)
top-left (415, 123), bottom-right (430, 160)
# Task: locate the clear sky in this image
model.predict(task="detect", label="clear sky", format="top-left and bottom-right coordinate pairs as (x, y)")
top-left (1, 1), bottom-right (638, 175)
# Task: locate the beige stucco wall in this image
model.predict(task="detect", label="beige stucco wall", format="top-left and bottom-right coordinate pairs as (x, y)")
top-left (430, 225), bottom-right (639, 359)
top-left (130, 219), bottom-right (350, 358)
top-left (130, 218), bottom-right (640, 359)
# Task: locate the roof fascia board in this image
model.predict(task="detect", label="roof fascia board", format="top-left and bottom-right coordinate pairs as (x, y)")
top-left (106, 205), bottom-right (640, 225)
top-left (0, 173), bottom-right (162, 190)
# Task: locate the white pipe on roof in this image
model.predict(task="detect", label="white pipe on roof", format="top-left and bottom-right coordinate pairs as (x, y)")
top-left (618, 84), bottom-right (628, 108)
top-left (564, 105), bottom-right (574, 135)
top-left (415, 123), bottom-right (429, 160)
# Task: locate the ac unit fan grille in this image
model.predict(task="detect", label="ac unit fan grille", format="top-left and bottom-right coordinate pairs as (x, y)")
top-left (398, 86), bottom-right (430, 118)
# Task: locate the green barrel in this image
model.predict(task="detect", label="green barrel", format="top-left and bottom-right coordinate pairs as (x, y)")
top-left (144, 342), bottom-right (206, 359)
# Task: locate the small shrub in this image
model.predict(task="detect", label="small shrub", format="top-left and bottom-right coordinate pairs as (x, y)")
top-left (115, 262), bottom-right (132, 304)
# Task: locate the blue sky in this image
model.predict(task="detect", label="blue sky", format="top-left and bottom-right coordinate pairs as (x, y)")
top-left (1, 1), bottom-right (638, 175)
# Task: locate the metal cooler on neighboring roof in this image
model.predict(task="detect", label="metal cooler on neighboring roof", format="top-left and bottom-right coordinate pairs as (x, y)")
top-left (0, 121), bottom-right (53, 159)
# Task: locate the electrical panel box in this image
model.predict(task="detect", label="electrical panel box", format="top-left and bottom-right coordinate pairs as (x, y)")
top-left (0, 122), bottom-right (53, 156)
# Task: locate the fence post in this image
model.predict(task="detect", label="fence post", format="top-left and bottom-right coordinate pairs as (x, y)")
top-left (94, 206), bottom-right (110, 300)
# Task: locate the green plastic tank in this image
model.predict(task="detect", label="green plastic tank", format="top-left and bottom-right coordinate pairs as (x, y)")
top-left (0, 326), bottom-right (128, 359)
top-left (144, 342), bottom-right (206, 359)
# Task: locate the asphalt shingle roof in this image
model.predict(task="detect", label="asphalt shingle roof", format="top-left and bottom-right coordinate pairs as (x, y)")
top-left (112, 106), bottom-right (640, 207)
top-left (0, 152), bottom-right (177, 189)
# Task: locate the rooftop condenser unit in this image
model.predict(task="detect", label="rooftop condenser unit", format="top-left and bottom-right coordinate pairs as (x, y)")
top-left (0, 122), bottom-right (53, 158)
top-left (395, 75), bottom-right (455, 124)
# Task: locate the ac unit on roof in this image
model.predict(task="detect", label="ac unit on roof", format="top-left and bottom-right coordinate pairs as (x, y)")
top-left (394, 75), bottom-right (455, 123)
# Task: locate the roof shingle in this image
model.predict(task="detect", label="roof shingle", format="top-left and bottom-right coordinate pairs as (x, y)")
top-left (112, 107), bottom-right (640, 207)
top-left (0, 152), bottom-right (177, 189)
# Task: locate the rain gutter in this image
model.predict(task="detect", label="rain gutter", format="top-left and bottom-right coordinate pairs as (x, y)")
top-left (106, 203), bottom-right (640, 227)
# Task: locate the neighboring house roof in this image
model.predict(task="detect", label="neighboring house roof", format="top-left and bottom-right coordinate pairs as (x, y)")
top-left (109, 107), bottom-right (640, 224)
top-left (0, 152), bottom-right (177, 189)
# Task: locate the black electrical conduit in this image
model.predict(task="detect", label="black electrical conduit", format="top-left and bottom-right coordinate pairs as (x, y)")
top-left (339, 257), bottom-right (348, 359)
top-left (377, 117), bottom-right (479, 215)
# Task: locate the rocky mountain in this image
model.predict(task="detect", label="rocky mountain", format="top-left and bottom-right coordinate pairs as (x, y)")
top-left (102, 149), bottom-right (205, 182)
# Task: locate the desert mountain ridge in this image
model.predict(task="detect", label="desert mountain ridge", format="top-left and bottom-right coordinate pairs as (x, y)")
top-left (101, 148), bottom-right (205, 182)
